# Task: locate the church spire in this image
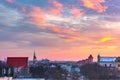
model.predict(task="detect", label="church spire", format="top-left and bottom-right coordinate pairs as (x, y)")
top-left (33, 50), bottom-right (36, 60)
top-left (33, 50), bottom-right (37, 65)
top-left (97, 54), bottom-right (100, 62)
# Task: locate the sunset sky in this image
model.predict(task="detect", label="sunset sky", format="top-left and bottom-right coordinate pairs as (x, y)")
top-left (0, 0), bottom-right (120, 61)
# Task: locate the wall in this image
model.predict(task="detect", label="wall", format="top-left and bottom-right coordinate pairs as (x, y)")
top-left (99, 62), bottom-right (115, 67)
top-left (0, 77), bottom-right (45, 80)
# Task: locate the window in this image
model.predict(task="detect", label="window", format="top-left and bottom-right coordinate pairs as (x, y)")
top-left (110, 64), bottom-right (111, 67)
top-left (118, 64), bottom-right (120, 67)
top-left (105, 64), bottom-right (107, 67)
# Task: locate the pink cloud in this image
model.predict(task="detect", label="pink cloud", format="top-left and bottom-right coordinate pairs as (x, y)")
top-left (6, 0), bottom-right (14, 3)
top-left (49, 27), bottom-right (77, 35)
top-left (50, 27), bottom-right (64, 34)
top-left (48, 26), bottom-right (86, 42)
top-left (48, 0), bottom-right (63, 16)
top-left (81, 0), bottom-right (108, 13)
top-left (20, 7), bottom-right (27, 13)
top-left (29, 6), bottom-right (46, 25)
top-left (27, 6), bottom-right (85, 42)
top-left (71, 8), bottom-right (84, 18)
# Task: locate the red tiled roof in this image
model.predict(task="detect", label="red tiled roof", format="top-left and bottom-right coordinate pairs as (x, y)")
top-left (6, 57), bottom-right (28, 68)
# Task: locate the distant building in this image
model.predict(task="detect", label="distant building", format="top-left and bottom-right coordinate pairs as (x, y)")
top-left (97, 54), bottom-right (116, 68)
top-left (115, 57), bottom-right (120, 70)
top-left (88, 55), bottom-right (93, 63)
top-left (77, 55), bottom-right (93, 66)
top-left (39, 59), bottom-right (50, 64)
top-left (0, 60), bottom-right (6, 77)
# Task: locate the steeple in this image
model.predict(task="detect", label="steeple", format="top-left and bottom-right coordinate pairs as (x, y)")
top-left (33, 50), bottom-right (36, 60)
top-left (33, 50), bottom-right (37, 65)
top-left (97, 54), bottom-right (100, 62)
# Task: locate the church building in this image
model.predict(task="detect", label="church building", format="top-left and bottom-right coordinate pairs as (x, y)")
top-left (97, 54), bottom-right (116, 68)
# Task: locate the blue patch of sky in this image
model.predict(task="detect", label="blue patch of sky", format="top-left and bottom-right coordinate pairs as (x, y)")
top-left (0, 1), bottom-right (16, 8)
top-left (16, 0), bottom-right (49, 8)
top-left (102, 0), bottom-right (120, 15)
top-left (104, 1), bottom-right (120, 15)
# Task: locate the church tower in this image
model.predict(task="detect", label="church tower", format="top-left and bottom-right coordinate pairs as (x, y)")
top-left (33, 51), bottom-right (37, 65)
top-left (88, 54), bottom-right (93, 63)
top-left (97, 54), bottom-right (100, 63)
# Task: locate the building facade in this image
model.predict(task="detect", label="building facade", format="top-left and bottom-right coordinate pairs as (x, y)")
top-left (97, 54), bottom-right (116, 68)
top-left (115, 57), bottom-right (120, 70)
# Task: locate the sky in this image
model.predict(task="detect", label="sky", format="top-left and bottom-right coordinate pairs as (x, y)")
top-left (0, 0), bottom-right (120, 61)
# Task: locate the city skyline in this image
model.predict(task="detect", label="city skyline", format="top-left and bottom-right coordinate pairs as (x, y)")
top-left (0, 0), bottom-right (120, 61)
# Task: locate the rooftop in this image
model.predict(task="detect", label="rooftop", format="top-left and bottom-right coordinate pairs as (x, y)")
top-left (6, 57), bottom-right (28, 68)
top-left (100, 57), bottom-right (116, 62)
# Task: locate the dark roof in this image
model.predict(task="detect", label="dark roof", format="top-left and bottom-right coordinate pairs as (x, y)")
top-left (88, 55), bottom-right (93, 58)
top-left (6, 57), bottom-right (28, 68)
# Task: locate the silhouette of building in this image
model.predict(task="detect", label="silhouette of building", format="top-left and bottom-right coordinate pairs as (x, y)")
top-left (77, 54), bottom-right (93, 66)
top-left (0, 60), bottom-right (6, 77)
top-left (88, 54), bottom-right (93, 63)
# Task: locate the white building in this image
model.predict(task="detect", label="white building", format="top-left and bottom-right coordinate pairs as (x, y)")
top-left (97, 54), bottom-right (116, 67)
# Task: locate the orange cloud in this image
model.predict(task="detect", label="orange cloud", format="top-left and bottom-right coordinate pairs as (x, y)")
top-left (99, 37), bottom-right (117, 43)
top-left (47, 26), bottom-right (84, 42)
top-left (6, 0), bottom-right (14, 3)
top-left (48, 0), bottom-right (63, 16)
top-left (71, 8), bottom-right (84, 18)
top-left (29, 6), bottom-right (46, 25)
top-left (81, 0), bottom-right (108, 13)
